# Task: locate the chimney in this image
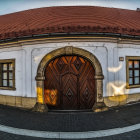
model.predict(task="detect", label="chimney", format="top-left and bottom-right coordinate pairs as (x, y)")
top-left (136, 8), bottom-right (140, 11)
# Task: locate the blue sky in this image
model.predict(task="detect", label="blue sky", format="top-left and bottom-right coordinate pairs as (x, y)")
top-left (0, 0), bottom-right (140, 15)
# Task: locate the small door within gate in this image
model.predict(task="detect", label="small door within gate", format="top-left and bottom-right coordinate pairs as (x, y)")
top-left (44, 56), bottom-right (95, 110)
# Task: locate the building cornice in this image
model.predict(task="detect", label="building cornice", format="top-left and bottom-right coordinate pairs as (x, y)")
top-left (1, 34), bottom-right (140, 48)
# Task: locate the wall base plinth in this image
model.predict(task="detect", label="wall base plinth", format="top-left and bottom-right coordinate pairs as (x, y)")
top-left (33, 103), bottom-right (48, 113)
top-left (92, 102), bottom-right (108, 112)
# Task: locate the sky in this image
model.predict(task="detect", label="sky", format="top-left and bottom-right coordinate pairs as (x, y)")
top-left (0, 0), bottom-right (140, 15)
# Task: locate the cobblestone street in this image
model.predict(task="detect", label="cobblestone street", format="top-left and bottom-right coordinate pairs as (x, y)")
top-left (0, 103), bottom-right (139, 139)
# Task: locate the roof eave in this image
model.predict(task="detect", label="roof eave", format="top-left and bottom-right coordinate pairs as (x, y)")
top-left (1, 32), bottom-right (140, 43)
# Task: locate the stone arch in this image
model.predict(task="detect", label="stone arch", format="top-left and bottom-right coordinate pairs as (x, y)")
top-left (35, 46), bottom-right (107, 112)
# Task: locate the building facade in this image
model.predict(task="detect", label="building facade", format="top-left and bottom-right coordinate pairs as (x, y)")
top-left (0, 6), bottom-right (140, 111)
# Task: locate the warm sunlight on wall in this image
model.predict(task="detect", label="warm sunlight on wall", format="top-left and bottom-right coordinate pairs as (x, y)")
top-left (44, 89), bottom-right (58, 106)
top-left (107, 62), bottom-right (129, 102)
top-left (107, 81), bottom-right (129, 102)
top-left (37, 87), bottom-right (44, 104)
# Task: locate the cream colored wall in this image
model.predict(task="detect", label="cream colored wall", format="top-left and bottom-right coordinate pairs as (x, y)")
top-left (0, 38), bottom-right (140, 107)
top-left (29, 42), bottom-right (108, 98)
top-left (104, 93), bottom-right (140, 107)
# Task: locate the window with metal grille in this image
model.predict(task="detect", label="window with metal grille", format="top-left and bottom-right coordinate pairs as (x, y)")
top-left (0, 59), bottom-right (15, 90)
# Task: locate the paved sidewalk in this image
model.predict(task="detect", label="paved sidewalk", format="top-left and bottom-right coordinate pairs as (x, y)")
top-left (0, 103), bottom-right (139, 132)
top-left (0, 102), bottom-right (139, 139)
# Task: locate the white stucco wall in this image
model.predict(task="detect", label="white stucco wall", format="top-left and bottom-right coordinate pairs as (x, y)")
top-left (0, 40), bottom-right (140, 98)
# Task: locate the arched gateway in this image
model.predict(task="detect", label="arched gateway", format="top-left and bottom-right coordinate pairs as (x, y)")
top-left (35, 47), bottom-right (106, 112)
top-left (44, 55), bottom-right (95, 110)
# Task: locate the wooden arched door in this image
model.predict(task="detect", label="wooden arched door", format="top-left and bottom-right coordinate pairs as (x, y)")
top-left (44, 55), bottom-right (95, 110)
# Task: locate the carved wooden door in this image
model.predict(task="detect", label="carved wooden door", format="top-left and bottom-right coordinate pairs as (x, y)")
top-left (61, 73), bottom-right (78, 110)
top-left (44, 55), bottom-right (95, 110)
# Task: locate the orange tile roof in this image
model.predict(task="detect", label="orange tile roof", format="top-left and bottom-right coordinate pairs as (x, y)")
top-left (0, 6), bottom-right (140, 40)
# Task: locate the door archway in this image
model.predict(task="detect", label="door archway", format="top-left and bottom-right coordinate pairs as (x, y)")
top-left (44, 55), bottom-right (95, 110)
top-left (35, 46), bottom-right (105, 112)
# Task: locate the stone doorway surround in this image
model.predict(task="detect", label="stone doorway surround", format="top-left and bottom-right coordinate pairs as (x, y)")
top-left (34, 46), bottom-right (107, 112)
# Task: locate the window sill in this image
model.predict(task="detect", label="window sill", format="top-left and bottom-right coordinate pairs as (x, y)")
top-left (126, 85), bottom-right (140, 89)
top-left (0, 87), bottom-right (16, 90)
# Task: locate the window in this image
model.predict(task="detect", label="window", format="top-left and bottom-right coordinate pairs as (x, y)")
top-left (126, 57), bottom-right (140, 88)
top-left (0, 59), bottom-right (15, 90)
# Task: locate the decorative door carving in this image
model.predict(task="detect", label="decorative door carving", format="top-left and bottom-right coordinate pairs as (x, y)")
top-left (44, 56), bottom-right (95, 110)
top-left (61, 73), bottom-right (78, 110)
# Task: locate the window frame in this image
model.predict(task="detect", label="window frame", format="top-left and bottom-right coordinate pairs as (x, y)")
top-left (0, 59), bottom-right (15, 90)
top-left (126, 56), bottom-right (140, 89)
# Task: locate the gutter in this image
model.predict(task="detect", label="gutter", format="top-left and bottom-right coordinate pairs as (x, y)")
top-left (0, 32), bottom-right (140, 43)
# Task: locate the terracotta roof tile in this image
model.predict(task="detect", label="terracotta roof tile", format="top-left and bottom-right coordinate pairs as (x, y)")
top-left (0, 6), bottom-right (140, 40)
